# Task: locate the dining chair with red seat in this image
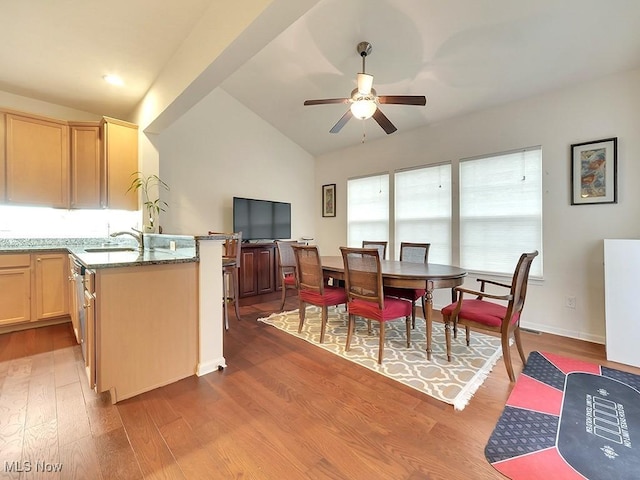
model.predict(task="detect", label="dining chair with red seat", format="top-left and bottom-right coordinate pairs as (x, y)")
top-left (275, 240), bottom-right (298, 311)
top-left (440, 251), bottom-right (538, 381)
top-left (340, 246), bottom-right (413, 364)
top-left (385, 242), bottom-right (430, 328)
top-left (291, 244), bottom-right (347, 343)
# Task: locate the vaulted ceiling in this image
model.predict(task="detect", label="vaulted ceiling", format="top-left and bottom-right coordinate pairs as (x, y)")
top-left (2, 0), bottom-right (640, 156)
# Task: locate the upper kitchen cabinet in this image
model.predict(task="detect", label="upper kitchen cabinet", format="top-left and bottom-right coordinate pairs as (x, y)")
top-left (101, 117), bottom-right (138, 210)
top-left (5, 112), bottom-right (69, 208)
top-left (70, 122), bottom-right (101, 208)
top-left (0, 112), bottom-right (5, 201)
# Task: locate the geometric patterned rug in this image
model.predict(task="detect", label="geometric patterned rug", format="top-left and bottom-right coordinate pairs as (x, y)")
top-left (258, 305), bottom-right (504, 410)
top-left (485, 351), bottom-right (640, 479)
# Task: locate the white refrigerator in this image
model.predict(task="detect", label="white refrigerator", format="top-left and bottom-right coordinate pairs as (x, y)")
top-left (604, 239), bottom-right (640, 368)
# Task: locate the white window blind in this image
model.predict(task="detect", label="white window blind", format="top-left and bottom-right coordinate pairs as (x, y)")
top-left (394, 164), bottom-right (452, 263)
top-left (459, 148), bottom-right (543, 277)
top-left (347, 174), bottom-right (389, 248)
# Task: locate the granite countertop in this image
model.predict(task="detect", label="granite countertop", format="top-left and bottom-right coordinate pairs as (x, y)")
top-left (69, 246), bottom-right (197, 269)
top-left (0, 235), bottom-right (202, 269)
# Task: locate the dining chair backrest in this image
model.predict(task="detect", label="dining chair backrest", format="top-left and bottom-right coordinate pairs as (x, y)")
top-left (276, 240), bottom-right (297, 275)
top-left (507, 251), bottom-right (539, 316)
top-left (208, 231), bottom-right (242, 266)
top-left (208, 231), bottom-right (243, 328)
top-left (340, 247), bottom-right (384, 309)
top-left (361, 241), bottom-right (387, 260)
top-left (399, 242), bottom-right (430, 263)
top-left (291, 244), bottom-right (325, 294)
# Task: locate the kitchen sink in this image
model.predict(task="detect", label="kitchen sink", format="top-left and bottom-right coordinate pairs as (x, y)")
top-left (83, 247), bottom-right (138, 253)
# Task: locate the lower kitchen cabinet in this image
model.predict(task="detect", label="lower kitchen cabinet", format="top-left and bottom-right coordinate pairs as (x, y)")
top-left (0, 254), bottom-right (31, 326)
top-left (0, 252), bottom-right (69, 329)
top-left (34, 253), bottom-right (69, 321)
top-left (92, 263), bottom-right (198, 403)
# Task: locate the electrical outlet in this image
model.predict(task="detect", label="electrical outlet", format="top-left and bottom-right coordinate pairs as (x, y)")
top-left (565, 296), bottom-right (576, 309)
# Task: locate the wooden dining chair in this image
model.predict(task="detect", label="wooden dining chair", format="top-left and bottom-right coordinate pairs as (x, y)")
top-left (440, 251), bottom-right (538, 381)
top-left (340, 247), bottom-right (413, 364)
top-left (275, 240), bottom-right (298, 311)
top-left (292, 245), bottom-right (347, 343)
top-left (385, 242), bottom-right (430, 328)
top-left (361, 241), bottom-right (388, 260)
top-left (209, 231), bottom-right (243, 330)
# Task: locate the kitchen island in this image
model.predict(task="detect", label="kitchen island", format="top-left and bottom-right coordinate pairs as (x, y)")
top-left (0, 233), bottom-right (227, 403)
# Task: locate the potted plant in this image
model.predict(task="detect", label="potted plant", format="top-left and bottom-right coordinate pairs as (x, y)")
top-left (127, 172), bottom-right (169, 232)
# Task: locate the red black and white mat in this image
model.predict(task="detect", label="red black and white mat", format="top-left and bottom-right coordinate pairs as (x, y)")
top-left (485, 351), bottom-right (640, 479)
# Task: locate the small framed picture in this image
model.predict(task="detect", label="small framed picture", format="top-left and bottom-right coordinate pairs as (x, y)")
top-left (322, 184), bottom-right (336, 217)
top-left (571, 137), bottom-right (617, 205)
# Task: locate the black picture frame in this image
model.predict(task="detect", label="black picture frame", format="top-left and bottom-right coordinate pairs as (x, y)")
top-left (571, 137), bottom-right (617, 205)
top-left (322, 184), bottom-right (336, 217)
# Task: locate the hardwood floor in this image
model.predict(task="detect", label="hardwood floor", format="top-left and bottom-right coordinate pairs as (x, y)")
top-left (1, 298), bottom-right (638, 479)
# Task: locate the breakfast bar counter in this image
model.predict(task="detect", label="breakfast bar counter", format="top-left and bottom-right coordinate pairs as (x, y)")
top-left (0, 233), bottom-right (227, 403)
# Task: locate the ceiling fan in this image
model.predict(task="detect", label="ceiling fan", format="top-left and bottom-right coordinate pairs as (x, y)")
top-left (303, 41), bottom-right (426, 135)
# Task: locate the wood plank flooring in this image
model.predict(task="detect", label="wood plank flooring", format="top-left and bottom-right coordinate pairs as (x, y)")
top-left (1, 298), bottom-right (638, 479)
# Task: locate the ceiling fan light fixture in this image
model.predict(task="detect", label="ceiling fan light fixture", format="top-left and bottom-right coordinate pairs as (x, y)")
top-left (357, 73), bottom-right (374, 94)
top-left (350, 99), bottom-right (377, 119)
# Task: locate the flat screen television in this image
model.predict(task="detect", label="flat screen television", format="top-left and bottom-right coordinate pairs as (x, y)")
top-left (233, 197), bottom-right (291, 241)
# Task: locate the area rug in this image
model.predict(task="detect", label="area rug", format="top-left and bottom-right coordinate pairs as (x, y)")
top-left (485, 351), bottom-right (640, 480)
top-left (258, 306), bottom-right (504, 410)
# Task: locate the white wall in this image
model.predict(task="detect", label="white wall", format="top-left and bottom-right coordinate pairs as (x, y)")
top-left (157, 88), bottom-right (315, 239)
top-left (314, 67), bottom-right (640, 343)
top-left (0, 90), bottom-right (100, 121)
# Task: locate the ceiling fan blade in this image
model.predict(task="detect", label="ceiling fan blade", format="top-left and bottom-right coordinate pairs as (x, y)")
top-left (378, 95), bottom-right (426, 106)
top-left (329, 109), bottom-right (353, 134)
top-left (304, 98), bottom-right (350, 106)
top-left (372, 108), bottom-right (397, 134)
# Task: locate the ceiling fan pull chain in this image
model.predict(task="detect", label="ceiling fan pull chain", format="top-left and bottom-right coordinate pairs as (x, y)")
top-left (361, 121), bottom-right (366, 143)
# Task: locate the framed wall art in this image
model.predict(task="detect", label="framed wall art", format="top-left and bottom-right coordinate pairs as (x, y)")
top-left (322, 183), bottom-right (336, 217)
top-left (571, 137), bottom-right (617, 205)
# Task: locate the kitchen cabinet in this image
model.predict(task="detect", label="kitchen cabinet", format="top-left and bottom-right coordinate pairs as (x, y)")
top-left (0, 112), bottom-right (5, 201)
top-left (34, 253), bottom-right (69, 321)
top-left (93, 263), bottom-right (197, 403)
top-left (0, 252), bottom-right (69, 329)
top-left (70, 122), bottom-right (101, 208)
top-left (101, 117), bottom-right (138, 210)
top-left (0, 108), bottom-right (139, 210)
top-left (0, 254), bottom-right (31, 326)
top-left (5, 112), bottom-right (69, 207)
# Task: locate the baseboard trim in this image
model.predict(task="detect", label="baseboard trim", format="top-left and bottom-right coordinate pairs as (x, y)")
top-left (197, 357), bottom-right (227, 376)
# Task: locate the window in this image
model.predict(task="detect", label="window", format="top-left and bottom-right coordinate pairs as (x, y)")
top-left (395, 164), bottom-right (452, 263)
top-left (347, 174), bottom-right (389, 248)
top-left (459, 147), bottom-right (543, 277)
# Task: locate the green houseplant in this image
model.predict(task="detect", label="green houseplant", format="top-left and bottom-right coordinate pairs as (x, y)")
top-left (127, 172), bottom-right (169, 232)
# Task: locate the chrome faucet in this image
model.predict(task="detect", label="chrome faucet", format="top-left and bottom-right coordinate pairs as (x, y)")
top-left (110, 229), bottom-right (144, 251)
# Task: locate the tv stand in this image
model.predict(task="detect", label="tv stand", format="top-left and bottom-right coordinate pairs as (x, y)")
top-left (238, 242), bottom-right (292, 306)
